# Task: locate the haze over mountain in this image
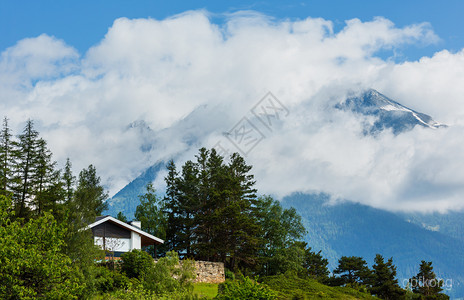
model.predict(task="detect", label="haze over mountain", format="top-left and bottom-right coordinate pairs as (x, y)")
top-left (104, 89), bottom-right (463, 298)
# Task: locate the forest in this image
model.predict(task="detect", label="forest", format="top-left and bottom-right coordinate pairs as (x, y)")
top-left (0, 117), bottom-right (450, 299)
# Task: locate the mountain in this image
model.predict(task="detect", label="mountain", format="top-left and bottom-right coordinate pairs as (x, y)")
top-left (399, 210), bottom-right (464, 243)
top-left (105, 161), bottom-right (165, 218)
top-left (104, 89), bottom-right (461, 297)
top-left (336, 89), bottom-right (445, 134)
top-left (281, 193), bottom-right (463, 299)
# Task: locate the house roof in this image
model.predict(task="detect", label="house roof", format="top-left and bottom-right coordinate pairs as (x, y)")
top-left (85, 216), bottom-right (164, 245)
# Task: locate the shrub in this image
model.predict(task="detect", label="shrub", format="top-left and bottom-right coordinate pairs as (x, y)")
top-left (224, 269), bottom-right (235, 280)
top-left (121, 249), bottom-right (155, 279)
top-left (92, 266), bottom-right (131, 293)
top-left (144, 251), bottom-right (196, 295)
top-left (215, 276), bottom-right (277, 300)
top-left (0, 196), bottom-right (84, 299)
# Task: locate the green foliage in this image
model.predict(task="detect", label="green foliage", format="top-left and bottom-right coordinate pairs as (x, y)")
top-left (370, 254), bottom-right (405, 299)
top-left (135, 183), bottom-right (167, 256)
top-left (144, 251), bottom-right (196, 295)
top-left (216, 276), bottom-right (277, 300)
top-left (225, 269), bottom-right (235, 280)
top-left (91, 266), bottom-right (131, 293)
top-left (255, 196), bottom-right (306, 276)
top-left (121, 249), bottom-right (155, 279)
top-left (194, 283), bottom-right (219, 299)
top-left (117, 211), bottom-right (128, 223)
top-left (333, 256), bottom-right (372, 287)
top-left (0, 195), bottom-right (83, 299)
top-left (120, 250), bottom-right (197, 297)
top-left (410, 261), bottom-right (449, 299)
top-left (0, 117), bottom-right (13, 197)
top-left (164, 149), bottom-right (306, 274)
top-left (73, 164), bottom-right (109, 223)
top-left (261, 274), bottom-right (377, 299)
top-left (300, 243), bottom-right (330, 282)
top-left (62, 157), bottom-right (75, 203)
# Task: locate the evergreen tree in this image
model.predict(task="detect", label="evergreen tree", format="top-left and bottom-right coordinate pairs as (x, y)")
top-left (10, 119), bottom-right (41, 218)
top-left (176, 160), bottom-right (200, 258)
top-left (370, 254), bottom-right (405, 299)
top-left (134, 183), bottom-right (167, 257)
top-left (62, 158), bottom-right (75, 203)
top-left (32, 138), bottom-right (60, 215)
top-left (411, 261), bottom-right (449, 299)
top-left (301, 244), bottom-right (330, 282)
top-left (164, 159), bottom-right (182, 253)
top-left (72, 164), bottom-right (108, 223)
top-left (116, 211), bottom-right (128, 223)
top-left (0, 117), bottom-right (13, 197)
top-left (164, 148), bottom-right (276, 271)
top-left (219, 152), bottom-right (259, 271)
top-left (334, 256), bottom-right (372, 286)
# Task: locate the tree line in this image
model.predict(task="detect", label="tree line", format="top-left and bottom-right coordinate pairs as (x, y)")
top-left (0, 117), bottom-right (108, 222)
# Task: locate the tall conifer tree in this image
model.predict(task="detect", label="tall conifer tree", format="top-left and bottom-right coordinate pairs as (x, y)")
top-left (11, 120), bottom-right (41, 218)
top-left (0, 117), bottom-right (13, 197)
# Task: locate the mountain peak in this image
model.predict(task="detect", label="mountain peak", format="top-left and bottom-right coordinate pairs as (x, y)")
top-left (337, 89), bottom-right (445, 134)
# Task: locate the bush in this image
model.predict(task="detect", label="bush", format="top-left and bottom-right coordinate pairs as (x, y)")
top-left (119, 250), bottom-right (197, 297)
top-left (215, 276), bottom-right (277, 300)
top-left (121, 249), bottom-right (155, 279)
top-left (92, 266), bottom-right (131, 293)
top-left (224, 269), bottom-right (235, 280)
top-left (0, 196), bottom-right (84, 299)
top-left (144, 251), bottom-right (196, 295)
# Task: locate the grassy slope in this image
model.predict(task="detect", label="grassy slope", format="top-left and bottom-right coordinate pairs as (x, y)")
top-left (193, 283), bottom-right (219, 299)
top-left (261, 275), bottom-right (378, 300)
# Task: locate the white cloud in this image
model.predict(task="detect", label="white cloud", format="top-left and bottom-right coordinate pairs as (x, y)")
top-left (0, 11), bottom-right (462, 212)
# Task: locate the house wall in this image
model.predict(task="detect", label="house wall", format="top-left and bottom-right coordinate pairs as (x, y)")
top-left (94, 237), bottom-right (131, 252)
top-left (131, 231), bottom-right (141, 250)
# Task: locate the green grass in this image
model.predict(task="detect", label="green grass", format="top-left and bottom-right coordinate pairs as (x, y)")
top-left (261, 275), bottom-right (378, 299)
top-left (193, 283), bottom-right (219, 299)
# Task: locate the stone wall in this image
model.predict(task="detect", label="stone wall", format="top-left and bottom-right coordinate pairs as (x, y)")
top-left (193, 261), bottom-right (225, 283)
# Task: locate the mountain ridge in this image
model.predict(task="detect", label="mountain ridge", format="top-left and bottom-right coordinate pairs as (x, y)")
top-left (103, 88), bottom-right (461, 297)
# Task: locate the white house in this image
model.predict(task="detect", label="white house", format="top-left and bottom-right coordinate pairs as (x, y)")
top-left (85, 215), bottom-right (164, 257)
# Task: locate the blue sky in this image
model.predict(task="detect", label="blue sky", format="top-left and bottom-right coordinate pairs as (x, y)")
top-left (1, 0), bottom-right (463, 60)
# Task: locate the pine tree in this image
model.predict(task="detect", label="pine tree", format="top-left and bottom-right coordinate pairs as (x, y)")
top-left (164, 160), bottom-right (183, 254)
top-left (411, 261), bottom-right (449, 299)
top-left (116, 211), bottom-right (128, 223)
top-left (334, 256), bottom-right (372, 286)
top-left (0, 117), bottom-right (13, 197)
top-left (370, 254), bottom-right (405, 299)
top-left (176, 160), bottom-right (200, 258)
top-left (32, 138), bottom-right (59, 215)
top-left (72, 164), bottom-right (108, 223)
top-left (223, 152), bottom-right (259, 270)
top-left (301, 245), bottom-right (330, 282)
top-left (62, 158), bottom-right (75, 204)
top-left (134, 183), bottom-right (167, 257)
top-left (10, 120), bottom-right (41, 218)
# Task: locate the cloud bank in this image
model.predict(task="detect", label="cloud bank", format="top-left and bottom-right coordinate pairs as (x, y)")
top-left (1, 11), bottom-right (463, 212)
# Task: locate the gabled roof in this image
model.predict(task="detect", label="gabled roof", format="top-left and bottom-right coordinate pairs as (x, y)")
top-left (85, 216), bottom-right (164, 244)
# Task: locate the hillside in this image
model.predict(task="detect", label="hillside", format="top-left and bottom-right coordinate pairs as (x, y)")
top-left (281, 193), bottom-right (462, 298)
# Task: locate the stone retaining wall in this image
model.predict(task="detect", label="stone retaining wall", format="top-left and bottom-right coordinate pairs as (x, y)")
top-left (193, 261), bottom-right (225, 283)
